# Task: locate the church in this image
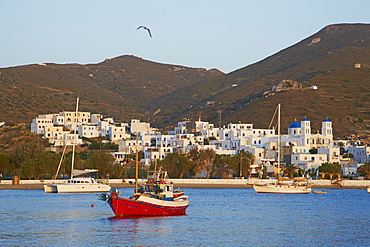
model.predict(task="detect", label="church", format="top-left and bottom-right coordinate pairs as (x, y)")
top-left (280, 117), bottom-right (340, 172)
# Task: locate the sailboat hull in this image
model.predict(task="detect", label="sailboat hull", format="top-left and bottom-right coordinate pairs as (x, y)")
top-left (108, 195), bottom-right (189, 216)
top-left (55, 183), bottom-right (111, 193)
top-left (44, 184), bottom-right (58, 193)
top-left (253, 184), bottom-right (311, 194)
top-left (44, 179), bottom-right (111, 193)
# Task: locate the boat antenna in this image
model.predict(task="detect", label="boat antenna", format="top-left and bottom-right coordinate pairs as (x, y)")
top-left (71, 96), bottom-right (79, 179)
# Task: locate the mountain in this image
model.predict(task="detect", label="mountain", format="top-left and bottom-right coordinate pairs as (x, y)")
top-left (1, 23), bottom-right (370, 139)
top-left (145, 23), bottom-right (370, 138)
top-left (0, 55), bottom-right (223, 123)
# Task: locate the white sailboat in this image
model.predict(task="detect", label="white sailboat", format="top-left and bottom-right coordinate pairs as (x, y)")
top-left (44, 97), bottom-right (111, 193)
top-left (253, 104), bottom-right (312, 194)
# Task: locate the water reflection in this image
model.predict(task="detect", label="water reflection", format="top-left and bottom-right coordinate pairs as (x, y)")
top-left (107, 215), bottom-right (186, 245)
top-left (1, 189), bottom-right (370, 246)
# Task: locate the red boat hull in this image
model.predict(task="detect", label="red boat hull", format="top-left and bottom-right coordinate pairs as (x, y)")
top-left (108, 196), bottom-right (188, 216)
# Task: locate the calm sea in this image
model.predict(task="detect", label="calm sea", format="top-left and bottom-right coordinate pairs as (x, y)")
top-left (0, 188), bottom-right (369, 246)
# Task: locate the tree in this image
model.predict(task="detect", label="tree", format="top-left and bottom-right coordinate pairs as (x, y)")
top-left (342, 153), bottom-right (354, 159)
top-left (84, 150), bottom-right (115, 178)
top-left (9, 139), bottom-right (45, 169)
top-left (199, 148), bottom-right (215, 179)
top-left (157, 152), bottom-right (191, 178)
top-left (283, 164), bottom-right (301, 178)
top-left (338, 141), bottom-right (345, 155)
top-left (188, 148), bottom-right (215, 178)
top-left (0, 153), bottom-right (13, 177)
top-left (112, 163), bottom-right (125, 179)
top-left (212, 154), bottom-right (235, 178)
top-left (60, 151), bottom-right (84, 177)
top-left (235, 150), bottom-right (254, 177)
top-left (19, 151), bottom-right (61, 179)
top-left (357, 163), bottom-right (370, 179)
top-left (318, 162), bottom-right (341, 179)
top-left (189, 148), bottom-right (202, 178)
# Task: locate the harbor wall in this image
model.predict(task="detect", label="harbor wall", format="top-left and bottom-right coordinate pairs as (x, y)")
top-left (1, 178), bottom-right (370, 187)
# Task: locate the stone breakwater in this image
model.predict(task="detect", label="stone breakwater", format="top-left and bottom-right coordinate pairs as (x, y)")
top-left (1, 178), bottom-right (369, 189)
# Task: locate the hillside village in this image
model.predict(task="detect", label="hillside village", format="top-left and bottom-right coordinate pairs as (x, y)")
top-left (31, 106), bottom-right (370, 177)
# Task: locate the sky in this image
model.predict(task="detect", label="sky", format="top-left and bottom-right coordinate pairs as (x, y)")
top-left (1, 1), bottom-right (369, 74)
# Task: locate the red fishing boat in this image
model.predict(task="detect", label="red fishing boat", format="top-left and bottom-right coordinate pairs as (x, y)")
top-left (98, 145), bottom-right (189, 217)
top-left (106, 170), bottom-right (189, 217)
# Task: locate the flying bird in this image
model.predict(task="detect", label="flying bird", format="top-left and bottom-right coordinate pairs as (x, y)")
top-left (137, 26), bottom-right (152, 38)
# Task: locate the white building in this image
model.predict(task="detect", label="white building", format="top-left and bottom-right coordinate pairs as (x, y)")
top-left (78, 124), bottom-right (100, 138)
top-left (31, 114), bottom-right (56, 135)
top-left (279, 118), bottom-right (335, 171)
top-left (346, 145), bottom-right (370, 163)
top-left (118, 139), bottom-right (144, 154)
top-left (130, 119), bottom-right (157, 135)
top-left (108, 125), bottom-right (130, 142)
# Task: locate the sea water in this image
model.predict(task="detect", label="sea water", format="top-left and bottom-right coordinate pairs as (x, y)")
top-left (0, 188), bottom-right (369, 246)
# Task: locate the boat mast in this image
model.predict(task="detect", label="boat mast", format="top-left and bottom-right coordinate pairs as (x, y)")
top-left (135, 133), bottom-right (139, 193)
top-left (277, 103), bottom-right (281, 181)
top-left (71, 97), bottom-right (79, 179)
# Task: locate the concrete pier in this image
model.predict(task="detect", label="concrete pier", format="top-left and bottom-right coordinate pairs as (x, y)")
top-left (1, 178), bottom-right (369, 189)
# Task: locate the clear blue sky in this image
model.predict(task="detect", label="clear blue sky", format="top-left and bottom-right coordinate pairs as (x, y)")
top-left (1, 0), bottom-right (369, 73)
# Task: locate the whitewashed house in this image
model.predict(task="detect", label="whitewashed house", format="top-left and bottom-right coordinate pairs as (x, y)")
top-left (345, 145), bottom-right (370, 163)
top-left (31, 114), bottom-right (56, 134)
top-left (78, 124), bottom-right (100, 138)
top-left (108, 125), bottom-right (130, 142)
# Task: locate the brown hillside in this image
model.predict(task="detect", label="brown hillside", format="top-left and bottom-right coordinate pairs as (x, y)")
top-left (1, 24), bottom-right (370, 141)
top-left (0, 55), bottom-right (223, 124)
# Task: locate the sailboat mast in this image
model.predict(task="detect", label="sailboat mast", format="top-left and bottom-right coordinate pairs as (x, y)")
top-left (71, 97), bottom-right (79, 179)
top-left (277, 103), bottom-right (281, 179)
top-left (135, 133), bottom-right (139, 193)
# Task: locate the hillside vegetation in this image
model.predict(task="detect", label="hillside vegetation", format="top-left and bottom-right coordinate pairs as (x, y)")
top-left (1, 24), bottom-right (370, 140)
top-left (0, 55), bottom-right (222, 123)
top-left (146, 24), bottom-right (370, 138)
